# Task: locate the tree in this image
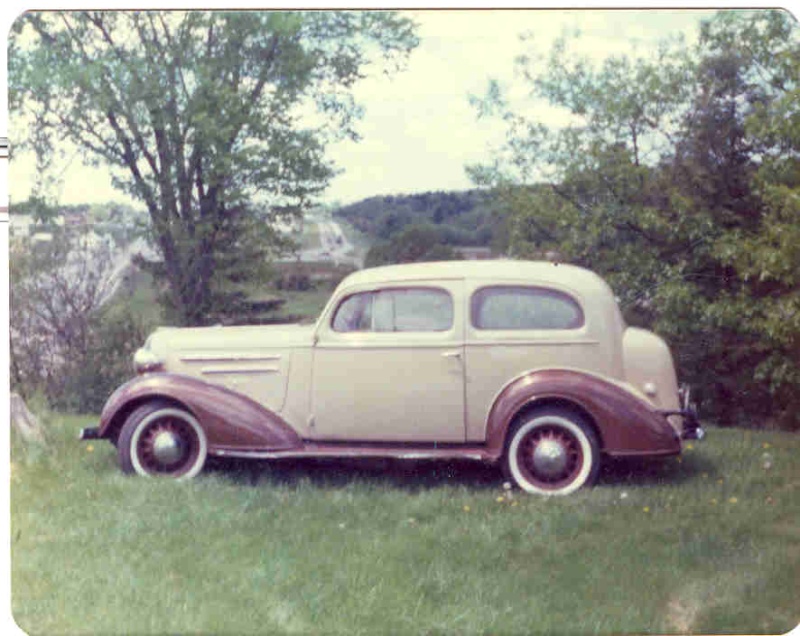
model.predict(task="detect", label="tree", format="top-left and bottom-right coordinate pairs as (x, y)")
top-left (11, 228), bottom-right (159, 412)
top-left (700, 11), bottom-right (800, 427)
top-left (10, 233), bottom-right (115, 406)
top-left (364, 224), bottom-right (458, 268)
top-left (471, 10), bottom-right (800, 429)
top-left (10, 11), bottom-right (418, 324)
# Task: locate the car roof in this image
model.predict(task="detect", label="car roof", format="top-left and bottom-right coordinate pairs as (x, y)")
top-left (342, 260), bottom-right (611, 295)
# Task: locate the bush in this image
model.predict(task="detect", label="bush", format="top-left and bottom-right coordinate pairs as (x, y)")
top-left (61, 308), bottom-right (151, 413)
top-left (275, 269), bottom-right (313, 291)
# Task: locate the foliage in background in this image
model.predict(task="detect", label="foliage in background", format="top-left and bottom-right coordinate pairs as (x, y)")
top-left (10, 232), bottom-right (156, 413)
top-left (67, 305), bottom-right (154, 413)
top-left (471, 10), bottom-right (800, 429)
top-left (364, 223), bottom-right (459, 267)
top-left (11, 233), bottom-right (113, 406)
top-left (10, 10), bottom-right (418, 325)
top-left (334, 189), bottom-right (508, 250)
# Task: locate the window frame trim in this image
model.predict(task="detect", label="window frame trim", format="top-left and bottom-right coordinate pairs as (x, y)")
top-left (469, 284), bottom-right (586, 331)
top-left (331, 285), bottom-right (456, 334)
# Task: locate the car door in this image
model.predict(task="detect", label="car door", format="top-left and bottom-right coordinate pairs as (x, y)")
top-left (310, 281), bottom-right (466, 442)
top-left (464, 280), bottom-right (606, 442)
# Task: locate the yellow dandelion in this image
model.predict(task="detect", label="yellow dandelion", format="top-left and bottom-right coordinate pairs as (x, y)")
top-left (496, 496), bottom-right (505, 503)
top-left (762, 442), bottom-right (771, 449)
top-left (463, 505), bottom-right (471, 513)
top-left (86, 445), bottom-right (94, 453)
top-left (728, 497), bottom-right (738, 504)
top-left (643, 506), bottom-right (650, 513)
top-left (686, 443), bottom-right (694, 450)
top-left (511, 501), bottom-right (519, 507)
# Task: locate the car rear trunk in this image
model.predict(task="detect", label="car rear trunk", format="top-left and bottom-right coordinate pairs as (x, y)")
top-left (622, 327), bottom-right (682, 434)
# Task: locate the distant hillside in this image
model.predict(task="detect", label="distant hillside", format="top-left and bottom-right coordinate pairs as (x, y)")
top-left (332, 189), bottom-right (507, 248)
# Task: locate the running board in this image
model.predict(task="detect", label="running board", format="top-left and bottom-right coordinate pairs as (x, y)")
top-left (209, 444), bottom-right (496, 463)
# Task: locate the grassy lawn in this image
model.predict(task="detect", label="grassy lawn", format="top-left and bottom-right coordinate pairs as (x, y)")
top-left (11, 415), bottom-right (799, 635)
top-left (120, 268), bottom-right (165, 325)
top-left (119, 261), bottom-right (337, 326)
top-left (272, 288), bottom-right (333, 323)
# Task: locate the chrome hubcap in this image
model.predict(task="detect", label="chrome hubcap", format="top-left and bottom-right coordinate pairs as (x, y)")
top-left (531, 438), bottom-right (568, 478)
top-left (151, 430), bottom-right (185, 465)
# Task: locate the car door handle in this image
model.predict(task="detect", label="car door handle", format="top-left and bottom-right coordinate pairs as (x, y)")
top-left (441, 351), bottom-right (462, 359)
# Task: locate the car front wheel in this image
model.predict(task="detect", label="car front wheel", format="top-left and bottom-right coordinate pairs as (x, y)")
top-left (505, 408), bottom-right (600, 495)
top-left (118, 401), bottom-right (207, 479)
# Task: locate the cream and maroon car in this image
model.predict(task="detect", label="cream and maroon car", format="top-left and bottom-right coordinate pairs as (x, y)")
top-left (81, 260), bottom-right (703, 495)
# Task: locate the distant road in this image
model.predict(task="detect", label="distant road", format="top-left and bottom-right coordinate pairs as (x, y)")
top-left (98, 236), bottom-right (159, 305)
top-left (296, 219), bottom-right (361, 267)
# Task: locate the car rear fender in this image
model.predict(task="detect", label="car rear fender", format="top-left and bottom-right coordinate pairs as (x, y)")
top-left (485, 368), bottom-right (681, 458)
top-left (98, 373), bottom-right (302, 452)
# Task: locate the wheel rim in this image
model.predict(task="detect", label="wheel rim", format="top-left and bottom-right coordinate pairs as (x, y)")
top-left (134, 415), bottom-right (201, 477)
top-left (515, 424), bottom-right (584, 491)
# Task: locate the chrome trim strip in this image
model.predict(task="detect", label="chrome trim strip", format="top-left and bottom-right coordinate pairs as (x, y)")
top-left (466, 339), bottom-right (600, 346)
top-left (200, 366), bottom-right (280, 375)
top-left (317, 340), bottom-right (599, 350)
top-left (209, 448), bottom-right (489, 461)
top-left (181, 353), bottom-right (283, 362)
top-left (315, 341), bottom-right (465, 350)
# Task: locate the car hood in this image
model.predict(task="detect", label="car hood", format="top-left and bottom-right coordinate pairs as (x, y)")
top-left (142, 323), bottom-right (316, 412)
top-left (147, 323), bottom-right (316, 357)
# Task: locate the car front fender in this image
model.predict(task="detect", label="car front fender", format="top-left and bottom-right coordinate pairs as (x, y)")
top-left (98, 373), bottom-right (302, 452)
top-left (485, 368), bottom-right (681, 458)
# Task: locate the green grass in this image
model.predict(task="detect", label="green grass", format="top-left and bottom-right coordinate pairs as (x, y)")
top-left (273, 288), bottom-right (332, 323)
top-left (11, 416), bottom-right (799, 635)
top-left (115, 268), bottom-right (165, 325)
top-left (118, 260), bottom-right (335, 325)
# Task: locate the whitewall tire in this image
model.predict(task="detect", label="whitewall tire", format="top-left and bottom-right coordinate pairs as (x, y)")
top-left (118, 401), bottom-right (208, 479)
top-left (504, 408), bottom-right (600, 495)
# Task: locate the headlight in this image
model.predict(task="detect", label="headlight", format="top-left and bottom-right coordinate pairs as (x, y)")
top-left (133, 345), bottom-right (163, 373)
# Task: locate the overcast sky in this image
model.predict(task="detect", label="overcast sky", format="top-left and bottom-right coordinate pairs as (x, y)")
top-left (7, 8), bottom-right (719, 209)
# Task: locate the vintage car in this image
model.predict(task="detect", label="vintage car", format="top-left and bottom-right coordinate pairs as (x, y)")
top-left (81, 260), bottom-right (703, 495)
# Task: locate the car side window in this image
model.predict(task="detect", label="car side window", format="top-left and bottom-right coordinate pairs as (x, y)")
top-left (333, 287), bottom-right (453, 333)
top-left (332, 292), bottom-right (373, 332)
top-left (471, 286), bottom-right (584, 330)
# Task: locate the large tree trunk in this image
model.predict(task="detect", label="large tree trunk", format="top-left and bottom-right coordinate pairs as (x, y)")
top-left (10, 393), bottom-right (46, 444)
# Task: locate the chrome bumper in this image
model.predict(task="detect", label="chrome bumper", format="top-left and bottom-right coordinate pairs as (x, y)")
top-left (660, 383), bottom-right (705, 441)
top-left (79, 426), bottom-right (100, 440)
top-left (658, 408), bottom-right (705, 441)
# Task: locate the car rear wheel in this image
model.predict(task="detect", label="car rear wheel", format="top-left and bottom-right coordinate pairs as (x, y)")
top-left (504, 407), bottom-right (600, 495)
top-left (118, 401), bottom-right (207, 479)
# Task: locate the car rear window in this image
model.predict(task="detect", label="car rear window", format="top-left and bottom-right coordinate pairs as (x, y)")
top-left (471, 286), bottom-right (584, 330)
top-left (333, 287), bottom-right (453, 333)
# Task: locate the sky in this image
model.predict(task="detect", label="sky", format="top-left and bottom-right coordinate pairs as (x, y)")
top-left (6, 8), bottom-right (722, 209)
